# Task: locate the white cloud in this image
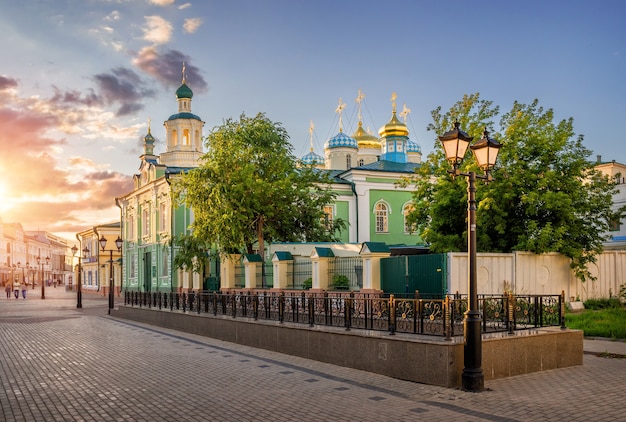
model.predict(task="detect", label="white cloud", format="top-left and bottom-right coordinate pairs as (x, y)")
top-left (178, 3), bottom-right (192, 9)
top-left (183, 17), bottom-right (202, 34)
top-left (149, 0), bottom-right (176, 6)
top-left (104, 11), bottom-right (121, 21)
top-left (142, 15), bottom-right (173, 44)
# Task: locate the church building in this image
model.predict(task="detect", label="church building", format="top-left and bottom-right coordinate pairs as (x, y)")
top-left (116, 65), bottom-right (205, 293)
top-left (299, 92), bottom-right (423, 246)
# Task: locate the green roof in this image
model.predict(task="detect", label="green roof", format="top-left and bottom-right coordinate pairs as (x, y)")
top-left (272, 251), bottom-right (293, 261)
top-left (353, 160), bottom-right (420, 173)
top-left (360, 242), bottom-right (390, 254)
top-left (167, 112), bottom-right (202, 122)
top-left (242, 254), bottom-right (263, 263)
top-left (313, 247), bottom-right (334, 258)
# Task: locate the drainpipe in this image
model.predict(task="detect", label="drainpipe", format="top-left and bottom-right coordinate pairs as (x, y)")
top-left (350, 181), bottom-right (359, 243)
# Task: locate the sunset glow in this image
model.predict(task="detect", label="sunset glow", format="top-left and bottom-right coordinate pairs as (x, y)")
top-left (0, 1), bottom-right (625, 240)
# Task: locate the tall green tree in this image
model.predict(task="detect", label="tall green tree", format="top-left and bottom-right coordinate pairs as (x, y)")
top-left (402, 93), bottom-right (625, 281)
top-left (172, 112), bottom-right (346, 259)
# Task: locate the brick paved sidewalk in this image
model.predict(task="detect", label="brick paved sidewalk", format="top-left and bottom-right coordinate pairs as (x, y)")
top-left (1, 288), bottom-right (624, 421)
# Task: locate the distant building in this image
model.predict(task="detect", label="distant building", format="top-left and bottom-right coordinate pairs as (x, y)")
top-left (595, 156), bottom-right (626, 249)
top-left (75, 222), bottom-right (122, 296)
top-left (1, 221), bottom-right (70, 286)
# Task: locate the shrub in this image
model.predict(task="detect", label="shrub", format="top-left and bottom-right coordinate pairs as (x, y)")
top-left (302, 278), bottom-right (312, 290)
top-left (332, 274), bottom-right (350, 290)
top-left (583, 297), bottom-right (622, 310)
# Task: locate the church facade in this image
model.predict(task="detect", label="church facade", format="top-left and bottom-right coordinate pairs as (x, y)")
top-left (116, 68), bottom-right (205, 293)
top-left (299, 93), bottom-right (424, 246)
top-left (117, 68), bottom-right (425, 292)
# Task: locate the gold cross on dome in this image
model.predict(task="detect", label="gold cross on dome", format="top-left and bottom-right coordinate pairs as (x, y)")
top-left (336, 97), bottom-right (346, 132)
top-left (400, 103), bottom-right (411, 123)
top-left (390, 92), bottom-right (397, 113)
top-left (355, 89), bottom-right (365, 122)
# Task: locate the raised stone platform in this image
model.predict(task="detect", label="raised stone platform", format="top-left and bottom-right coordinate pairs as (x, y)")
top-left (113, 306), bottom-right (583, 388)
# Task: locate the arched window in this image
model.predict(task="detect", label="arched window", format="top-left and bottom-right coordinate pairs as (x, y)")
top-left (375, 202), bottom-right (388, 233)
top-left (403, 203), bottom-right (416, 234)
top-left (172, 130), bottom-right (178, 146)
top-left (346, 154), bottom-right (352, 169)
top-left (183, 129), bottom-right (190, 145)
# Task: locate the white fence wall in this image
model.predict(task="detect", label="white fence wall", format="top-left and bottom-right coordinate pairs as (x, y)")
top-left (448, 251), bottom-right (626, 301)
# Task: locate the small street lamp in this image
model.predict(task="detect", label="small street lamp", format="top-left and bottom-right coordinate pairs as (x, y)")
top-left (36, 255), bottom-right (50, 300)
top-left (71, 245), bottom-right (89, 309)
top-left (439, 121), bottom-right (502, 392)
top-left (99, 235), bottom-right (123, 315)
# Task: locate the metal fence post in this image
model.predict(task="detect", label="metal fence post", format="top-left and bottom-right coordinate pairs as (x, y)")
top-left (308, 294), bottom-right (314, 327)
top-left (345, 292), bottom-right (353, 331)
top-left (444, 296), bottom-right (451, 340)
top-left (560, 290), bottom-right (566, 330)
top-left (389, 294), bottom-right (396, 335)
top-left (507, 293), bottom-right (514, 335)
top-left (253, 292), bottom-right (259, 320)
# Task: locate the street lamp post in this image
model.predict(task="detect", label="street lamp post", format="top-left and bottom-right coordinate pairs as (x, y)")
top-left (71, 245), bottom-right (89, 309)
top-left (99, 235), bottom-right (123, 315)
top-left (36, 255), bottom-right (50, 300)
top-left (439, 121), bottom-right (501, 392)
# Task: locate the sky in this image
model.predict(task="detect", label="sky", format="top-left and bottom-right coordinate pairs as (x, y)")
top-left (1, 0), bottom-right (625, 242)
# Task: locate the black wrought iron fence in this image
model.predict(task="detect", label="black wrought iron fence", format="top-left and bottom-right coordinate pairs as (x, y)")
top-left (123, 291), bottom-right (566, 338)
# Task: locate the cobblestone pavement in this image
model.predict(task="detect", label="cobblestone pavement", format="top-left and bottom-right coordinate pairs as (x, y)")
top-left (1, 288), bottom-right (625, 421)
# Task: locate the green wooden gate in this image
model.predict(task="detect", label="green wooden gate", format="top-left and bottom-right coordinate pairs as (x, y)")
top-left (380, 254), bottom-right (447, 297)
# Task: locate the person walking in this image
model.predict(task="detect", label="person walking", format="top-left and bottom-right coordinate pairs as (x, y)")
top-left (21, 282), bottom-right (27, 299)
top-left (4, 282), bottom-right (11, 299)
top-left (13, 281), bottom-right (20, 299)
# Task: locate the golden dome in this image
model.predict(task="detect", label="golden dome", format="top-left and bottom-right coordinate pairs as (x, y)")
top-left (378, 111), bottom-right (409, 137)
top-left (352, 121), bottom-right (380, 148)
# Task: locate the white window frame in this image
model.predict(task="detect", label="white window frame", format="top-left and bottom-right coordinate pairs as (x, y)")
top-left (374, 201), bottom-right (389, 233)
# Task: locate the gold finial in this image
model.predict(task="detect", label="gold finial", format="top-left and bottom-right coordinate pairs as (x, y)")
top-left (309, 120), bottom-right (315, 152)
top-left (390, 92), bottom-right (397, 113)
top-left (355, 89), bottom-right (365, 122)
top-left (400, 103), bottom-right (411, 123)
top-left (335, 97), bottom-right (346, 132)
top-left (147, 117), bottom-right (152, 133)
top-left (182, 62), bottom-right (186, 84)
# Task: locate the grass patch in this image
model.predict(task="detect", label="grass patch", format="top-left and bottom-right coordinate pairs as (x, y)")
top-left (566, 307), bottom-right (626, 339)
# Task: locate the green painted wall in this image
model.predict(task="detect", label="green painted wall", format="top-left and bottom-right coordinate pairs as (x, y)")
top-left (334, 200), bottom-right (350, 242)
top-left (368, 189), bottom-right (422, 245)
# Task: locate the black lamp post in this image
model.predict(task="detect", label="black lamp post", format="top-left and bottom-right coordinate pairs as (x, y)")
top-left (36, 255), bottom-right (50, 299)
top-left (99, 235), bottom-right (123, 315)
top-left (71, 245), bottom-right (89, 308)
top-left (439, 121), bottom-right (501, 392)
